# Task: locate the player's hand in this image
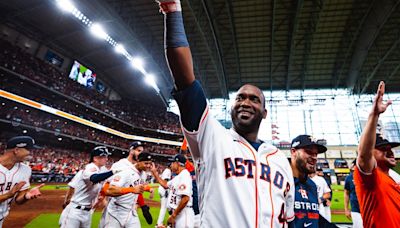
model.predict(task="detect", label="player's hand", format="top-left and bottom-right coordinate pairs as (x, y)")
top-left (150, 162), bottom-right (157, 173)
top-left (25, 184), bottom-right (45, 199)
top-left (345, 209), bottom-right (352, 220)
top-left (9, 181), bottom-right (26, 197)
top-left (62, 200), bottom-right (70, 209)
top-left (167, 214), bottom-right (176, 226)
top-left (133, 185), bottom-right (145, 194)
top-left (149, 188), bottom-right (155, 199)
top-left (371, 81), bottom-right (392, 115)
top-left (325, 200), bottom-right (331, 207)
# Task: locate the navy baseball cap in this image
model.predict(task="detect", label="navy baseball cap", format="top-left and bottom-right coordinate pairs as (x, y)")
top-left (375, 134), bottom-right (400, 149)
top-left (130, 141), bottom-right (143, 150)
top-left (169, 154), bottom-right (187, 166)
top-left (7, 136), bottom-right (41, 149)
top-left (91, 146), bottom-right (111, 157)
top-left (137, 152), bottom-right (153, 162)
top-left (291, 135), bottom-right (327, 153)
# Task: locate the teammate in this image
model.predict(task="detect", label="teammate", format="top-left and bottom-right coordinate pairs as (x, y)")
top-left (151, 154), bottom-right (193, 228)
top-left (0, 136), bottom-right (44, 227)
top-left (289, 135), bottom-right (335, 228)
top-left (310, 168), bottom-right (332, 222)
top-left (156, 165), bottom-right (172, 227)
top-left (59, 146), bottom-right (113, 228)
top-left (344, 159), bottom-right (363, 228)
top-left (354, 81), bottom-right (400, 227)
top-left (102, 152), bottom-right (153, 228)
top-left (154, 1), bottom-right (294, 227)
top-left (98, 141), bottom-right (153, 227)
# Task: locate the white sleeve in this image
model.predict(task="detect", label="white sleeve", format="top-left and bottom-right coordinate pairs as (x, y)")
top-left (21, 166), bottom-right (31, 191)
top-left (82, 163), bottom-right (98, 181)
top-left (183, 106), bottom-right (227, 160)
top-left (68, 171), bottom-right (82, 188)
top-left (109, 171), bottom-right (128, 187)
top-left (285, 167), bottom-right (295, 222)
top-left (175, 171), bottom-right (192, 197)
top-left (322, 178), bottom-right (331, 193)
top-left (161, 169), bottom-right (172, 180)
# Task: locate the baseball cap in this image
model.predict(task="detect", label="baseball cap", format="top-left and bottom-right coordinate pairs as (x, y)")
top-left (291, 135), bottom-right (327, 153)
top-left (91, 146), bottom-right (111, 157)
top-left (130, 141), bottom-right (143, 150)
top-left (7, 136), bottom-right (41, 149)
top-left (137, 152), bottom-right (153, 162)
top-left (375, 133), bottom-right (400, 149)
top-left (169, 154), bottom-right (187, 166)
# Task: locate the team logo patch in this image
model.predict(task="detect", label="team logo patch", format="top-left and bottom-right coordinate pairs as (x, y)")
top-left (113, 176), bottom-right (121, 182)
top-left (178, 184), bottom-right (186, 190)
top-left (299, 189), bottom-right (308, 199)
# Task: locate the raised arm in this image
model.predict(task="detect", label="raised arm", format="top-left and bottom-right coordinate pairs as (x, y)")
top-left (357, 81), bottom-right (392, 173)
top-left (151, 163), bottom-right (168, 189)
top-left (157, 0), bottom-right (195, 90)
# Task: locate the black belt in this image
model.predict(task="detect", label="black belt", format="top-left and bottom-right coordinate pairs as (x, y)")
top-left (75, 206), bottom-right (91, 211)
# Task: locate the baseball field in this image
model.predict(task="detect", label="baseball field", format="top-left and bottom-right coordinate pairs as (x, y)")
top-left (4, 183), bottom-right (353, 227)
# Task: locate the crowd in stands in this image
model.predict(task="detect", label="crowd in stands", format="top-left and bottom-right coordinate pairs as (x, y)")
top-left (0, 39), bottom-right (181, 134)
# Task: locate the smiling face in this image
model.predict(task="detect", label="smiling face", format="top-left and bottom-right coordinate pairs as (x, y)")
top-left (374, 145), bottom-right (397, 168)
top-left (231, 84), bottom-right (267, 136)
top-left (291, 145), bottom-right (319, 175)
top-left (13, 148), bottom-right (31, 162)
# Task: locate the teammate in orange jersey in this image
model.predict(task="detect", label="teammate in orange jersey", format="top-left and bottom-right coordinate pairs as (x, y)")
top-left (354, 81), bottom-right (400, 227)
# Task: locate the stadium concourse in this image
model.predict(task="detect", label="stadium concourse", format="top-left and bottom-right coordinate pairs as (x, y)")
top-left (1, 0), bottom-right (400, 227)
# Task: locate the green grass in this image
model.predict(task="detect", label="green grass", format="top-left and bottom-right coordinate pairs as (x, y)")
top-left (31, 184), bottom-right (69, 190)
top-left (26, 208), bottom-right (168, 228)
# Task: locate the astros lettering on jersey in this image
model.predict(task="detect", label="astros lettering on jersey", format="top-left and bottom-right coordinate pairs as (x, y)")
top-left (183, 105), bottom-right (295, 228)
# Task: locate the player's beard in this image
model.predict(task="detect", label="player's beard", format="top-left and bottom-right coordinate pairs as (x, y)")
top-left (296, 155), bottom-right (315, 175)
top-left (231, 109), bottom-right (263, 135)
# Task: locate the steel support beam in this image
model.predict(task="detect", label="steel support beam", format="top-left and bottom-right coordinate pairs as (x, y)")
top-left (270, 0), bottom-right (276, 92)
top-left (286, 0), bottom-right (303, 91)
top-left (226, 0), bottom-right (242, 85)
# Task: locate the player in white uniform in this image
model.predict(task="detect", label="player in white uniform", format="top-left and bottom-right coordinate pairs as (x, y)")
top-left (102, 152), bottom-right (153, 228)
top-left (310, 169), bottom-right (332, 222)
top-left (152, 154), bottom-right (194, 228)
top-left (154, 1), bottom-right (295, 227)
top-left (59, 146), bottom-right (114, 228)
top-left (156, 166), bottom-right (172, 227)
top-left (98, 141), bottom-right (153, 227)
top-left (0, 136), bottom-right (44, 227)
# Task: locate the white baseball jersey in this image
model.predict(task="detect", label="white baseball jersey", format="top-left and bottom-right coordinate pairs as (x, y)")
top-left (106, 166), bottom-right (144, 224)
top-left (389, 169), bottom-right (400, 184)
top-left (183, 106), bottom-right (295, 228)
top-left (0, 163), bottom-right (31, 221)
top-left (311, 175), bottom-right (331, 222)
top-left (158, 168), bottom-right (172, 197)
top-left (167, 169), bottom-right (192, 210)
top-left (68, 163), bottom-right (108, 207)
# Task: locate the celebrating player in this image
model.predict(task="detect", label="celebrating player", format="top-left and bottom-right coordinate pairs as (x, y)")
top-left (154, 1), bottom-right (294, 227)
top-left (59, 146), bottom-right (112, 228)
top-left (102, 152), bottom-right (153, 228)
top-left (156, 165), bottom-right (172, 227)
top-left (0, 136), bottom-right (44, 228)
top-left (289, 135), bottom-right (335, 227)
top-left (354, 81), bottom-right (400, 227)
top-left (151, 154), bottom-right (193, 228)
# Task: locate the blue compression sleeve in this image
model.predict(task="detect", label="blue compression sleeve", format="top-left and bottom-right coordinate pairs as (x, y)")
top-left (165, 11), bottom-right (189, 48)
top-left (89, 171), bottom-right (113, 184)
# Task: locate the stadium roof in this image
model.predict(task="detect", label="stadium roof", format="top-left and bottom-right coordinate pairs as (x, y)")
top-left (1, 0), bottom-right (400, 104)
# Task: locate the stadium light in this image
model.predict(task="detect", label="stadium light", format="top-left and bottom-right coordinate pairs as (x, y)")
top-left (22, 130), bottom-right (28, 134)
top-left (56, 0), bottom-right (75, 13)
top-left (90, 23), bottom-right (108, 40)
top-left (131, 57), bottom-right (146, 74)
top-left (145, 74), bottom-right (160, 92)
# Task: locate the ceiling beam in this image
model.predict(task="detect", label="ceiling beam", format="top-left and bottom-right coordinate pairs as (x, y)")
top-left (270, 0), bottom-right (276, 92)
top-left (360, 36), bottom-right (400, 93)
top-left (225, 0), bottom-right (242, 86)
top-left (346, 0), bottom-right (400, 91)
top-left (200, 0), bottom-right (229, 98)
top-left (286, 0), bottom-right (304, 91)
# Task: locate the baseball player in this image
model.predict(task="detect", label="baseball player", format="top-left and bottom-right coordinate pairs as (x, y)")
top-left (59, 146), bottom-right (114, 228)
top-left (0, 136), bottom-right (44, 227)
top-left (154, 1), bottom-right (294, 227)
top-left (151, 154), bottom-right (194, 228)
top-left (354, 81), bottom-right (400, 227)
top-left (289, 135), bottom-right (335, 228)
top-left (310, 168), bottom-right (332, 222)
top-left (98, 141), bottom-right (153, 227)
top-left (156, 166), bottom-right (172, 227)
top-left (344, 159), bottom-right (363, 228)
top-left (102, 152), bottom-right (153, 228)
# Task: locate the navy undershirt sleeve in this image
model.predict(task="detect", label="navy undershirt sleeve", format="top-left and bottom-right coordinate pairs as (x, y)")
top-left (172, 80), bottom-right (207, 131)
top-left (89, 171), bottom-right (113, 184)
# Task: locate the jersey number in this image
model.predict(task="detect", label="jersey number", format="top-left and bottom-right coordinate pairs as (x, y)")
top-left (278, 203), bottom-right (285, 224)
